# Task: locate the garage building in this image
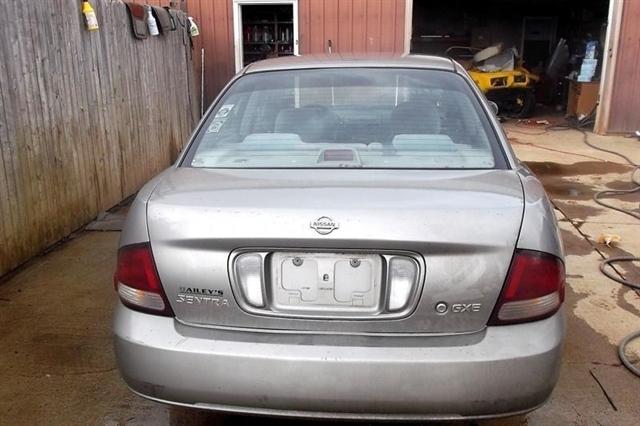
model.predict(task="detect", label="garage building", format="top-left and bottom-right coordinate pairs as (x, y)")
top-left (179, 0), bottom-right (639, 135)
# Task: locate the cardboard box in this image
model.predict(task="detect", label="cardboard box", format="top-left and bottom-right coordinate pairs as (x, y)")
top-left (567, 80), bottom-right (599, 118)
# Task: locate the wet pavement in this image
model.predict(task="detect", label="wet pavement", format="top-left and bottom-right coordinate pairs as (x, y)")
top-left (1, 125), bottom-right (639, 425)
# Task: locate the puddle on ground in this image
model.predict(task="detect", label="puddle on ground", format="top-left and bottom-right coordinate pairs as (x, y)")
top-left (540, 180), bottom-right (595, 200)
top-left (560, 228), bottom-right (594, 256)
top-left (554, 200), bottom-right (604, 223)
top-left (526, 161), bottom-right (632, 177)
top-left (524, 161), bottom-right (639, 218)
top-left (603, 180), bottom-right (640, 204)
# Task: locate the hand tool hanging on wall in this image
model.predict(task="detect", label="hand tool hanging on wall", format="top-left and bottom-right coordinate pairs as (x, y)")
top-left (82, 1), bottom-right (99, 31)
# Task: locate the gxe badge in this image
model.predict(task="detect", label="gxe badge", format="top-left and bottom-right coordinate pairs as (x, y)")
top-left (310, 216), bottom-right (339, 235)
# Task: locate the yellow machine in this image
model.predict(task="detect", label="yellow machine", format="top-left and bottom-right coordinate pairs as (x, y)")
top-left (446, 46), bottom-right (539, 118)
top-left (468, 67), bottom-right (539, 118)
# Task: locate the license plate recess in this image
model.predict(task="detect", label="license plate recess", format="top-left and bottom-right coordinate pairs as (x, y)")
top-left (270, 252), bottom-right (383, 315)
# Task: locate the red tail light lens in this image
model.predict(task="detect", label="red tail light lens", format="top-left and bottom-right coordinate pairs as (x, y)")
top-left (489, 249), bottom-right (565, 325)
top-left (114, 243), bottom-right (174, 316)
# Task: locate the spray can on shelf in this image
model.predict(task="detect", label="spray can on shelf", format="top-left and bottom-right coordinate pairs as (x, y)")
top-left (82, 1), bottom-right (99, 31)
top-left (145, 5), bottom-right (160, 36)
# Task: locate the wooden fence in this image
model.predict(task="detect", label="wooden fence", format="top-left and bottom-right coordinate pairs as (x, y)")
top-left (0, 0), bottom-right (198, 276)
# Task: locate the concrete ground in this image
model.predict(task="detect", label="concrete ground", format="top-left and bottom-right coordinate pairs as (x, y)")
top-left (1, 123), bottom-right (639, 425)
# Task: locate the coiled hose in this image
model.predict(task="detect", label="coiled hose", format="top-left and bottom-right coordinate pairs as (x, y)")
top-left (519, 111), bottom-right (640, 375)
top-left (579, 131), bottom-right (640, 377)
top-left (548, 119), bottom-right (640, 378)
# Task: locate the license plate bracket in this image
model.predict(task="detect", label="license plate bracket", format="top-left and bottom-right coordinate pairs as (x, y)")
top-left (270, 252), bottom-right (383, 315)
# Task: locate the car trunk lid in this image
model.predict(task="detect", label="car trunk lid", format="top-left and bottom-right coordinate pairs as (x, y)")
top-left (147, 167), bottom-right (523, 334)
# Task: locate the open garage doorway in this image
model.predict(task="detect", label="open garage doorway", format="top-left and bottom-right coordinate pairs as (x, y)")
top-left (409, 0), bottom-right (611, 122)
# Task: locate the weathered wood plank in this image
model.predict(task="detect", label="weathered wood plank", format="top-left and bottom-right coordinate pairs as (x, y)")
top-left (0, 0), bottom-right (196, 276)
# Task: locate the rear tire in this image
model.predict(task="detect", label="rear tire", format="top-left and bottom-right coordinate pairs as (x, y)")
top-left (509, 89), bottom-right (536, 118)
top-left (487, 89), bottom-right (536, 118)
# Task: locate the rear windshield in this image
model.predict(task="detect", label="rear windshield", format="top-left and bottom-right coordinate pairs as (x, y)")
top-left (184, 68), bottom-right (506, 169)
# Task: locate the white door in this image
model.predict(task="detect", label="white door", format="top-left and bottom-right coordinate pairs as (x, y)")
top-left (232, 0), bottom-right (299, 72)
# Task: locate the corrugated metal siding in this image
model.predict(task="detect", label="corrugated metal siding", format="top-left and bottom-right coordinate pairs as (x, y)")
top-left (299, 0), bottom-right (405, 54)
top-left (607, 0), bottom-right (640, 133)
top-left (0, 0), bottom-right (197, 276)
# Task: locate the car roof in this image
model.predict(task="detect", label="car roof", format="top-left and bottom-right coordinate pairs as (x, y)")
top-left (243, 53), bottom-right (456, 74)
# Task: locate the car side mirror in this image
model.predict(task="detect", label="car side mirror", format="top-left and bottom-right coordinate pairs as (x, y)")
top-left (488, 101), bottom-right (499, 116)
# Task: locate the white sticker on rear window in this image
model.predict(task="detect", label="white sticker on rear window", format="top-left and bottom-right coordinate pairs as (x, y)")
top-left (215, 104), bottom-right (234, 118)
top-left (206, 104), bottom-right (235, 133)
top-left (206, 118), bottom-right (226, 133)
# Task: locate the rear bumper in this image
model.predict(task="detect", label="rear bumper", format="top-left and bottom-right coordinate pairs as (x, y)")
top-left (113, 303), bottom-right (564, 420)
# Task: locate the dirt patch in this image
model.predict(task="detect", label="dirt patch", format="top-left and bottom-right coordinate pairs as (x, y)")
top-left (542, 180), bottom-right (595, 200)
top-left (525, 161), bottom-right (632, 177)
top-left (554, 200), bottom-right (604, 222)
top-left (607, 179), bottom-right (639, 191)
top-left (560, 228), bottom-right (595, 256)
top-left (524, 161), bottom-right (612, 202)
top-left (524, 161), bottom-right (637, 212)
top-left (19, 332), bottom-right (114, 375)
top-left (602, 247), bottom-right (640, 317)
top-left (602, 180), bottom-right (640, 204)
top-left (597, 244), bottom-right (640, 285)
top-left (579, 236), bottom-right (640, 316)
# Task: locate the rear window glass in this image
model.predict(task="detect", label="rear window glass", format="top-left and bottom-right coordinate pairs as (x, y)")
top-left (184, 68), bottom-right (505, 169)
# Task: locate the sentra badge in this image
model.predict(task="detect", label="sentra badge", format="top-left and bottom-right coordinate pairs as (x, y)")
top-left (176, 287), bottom-right (228, 307)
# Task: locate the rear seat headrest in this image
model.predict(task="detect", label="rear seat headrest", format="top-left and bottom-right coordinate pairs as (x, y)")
top-left (274, 105), bottom-right (338, 143)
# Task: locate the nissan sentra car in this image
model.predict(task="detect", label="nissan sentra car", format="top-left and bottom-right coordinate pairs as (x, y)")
top-left (113, 54), bottom-right (565, 420)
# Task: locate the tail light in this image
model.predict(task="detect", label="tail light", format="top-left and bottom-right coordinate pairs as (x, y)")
top-left (114, 243), bottom-right (174, 316)
top-left (489, 249), bottom-right (565, 325)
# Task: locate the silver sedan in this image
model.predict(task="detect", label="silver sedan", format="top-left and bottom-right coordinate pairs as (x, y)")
top-left (113, 54), bottom-right (565, 421)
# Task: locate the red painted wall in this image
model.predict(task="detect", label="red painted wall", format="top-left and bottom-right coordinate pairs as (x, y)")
top-left (607, 0), bottom-right (640, 133)
top-left (185, 0), bottom-right (235, 107)
top-left (185, 0), bottom-right (407, 105)
top-left (299, 0), bottom-right (405, 54)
